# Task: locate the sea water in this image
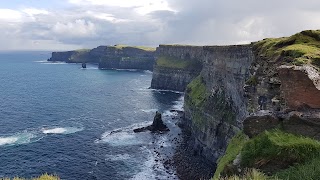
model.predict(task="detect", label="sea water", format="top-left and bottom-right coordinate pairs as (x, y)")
top-left (0, 52), bottom-right (182, 180)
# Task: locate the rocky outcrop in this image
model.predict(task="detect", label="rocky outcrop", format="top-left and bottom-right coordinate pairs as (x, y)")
top-left (278, 65), bottom-right (320, 109)
top-left (133, 112), bottom-right (169, 133)
top-left (49, 45), bottom-right (156, 71)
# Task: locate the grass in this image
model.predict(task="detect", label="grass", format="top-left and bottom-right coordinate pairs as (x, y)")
top-left (156, 55), bottom-right (202, 70)
top-left (217, 169), bottom-right (272, 180)
top-left (276, 156), bottom-right (320, 180)
top-left (112, 44), bottom-right (156, 51)
top-left (1, 174), bottom-right (59, 180)
top-left (186, 75), bottom-right (207, 107)
top-left (213, 132), bottom-right (248, 179)
top-left (253, 30), bottom-right (320, 69)
top-left (241, 129), bottom-right (320, 168)
top-left (214, 129), bottom-right (320, 179)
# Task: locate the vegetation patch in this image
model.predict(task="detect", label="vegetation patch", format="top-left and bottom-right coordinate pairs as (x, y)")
top-left (241, 129), bottom-right (320, 172)
top-left (213, 132), bottom-right (248, 179)
top-left (1, 174), bottom-right (59, 180)
top-left (186, 75), bottom-right (208, 107)
top-left (217, 168), bottom-right (271, 180)
top-left (156, 55), bottom-right (201, 69)
top-left (113, 44), bottom-right (156, 51)
top-left (276, 156), bottom-right (320, 180)
top-left (253, 30), bottom-right (320, 69)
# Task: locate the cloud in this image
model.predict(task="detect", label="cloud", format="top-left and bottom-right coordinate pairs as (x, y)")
top-left (0, 0), bottom-right (319, 50)
top-left (52, 19), bottom-right (96, 38)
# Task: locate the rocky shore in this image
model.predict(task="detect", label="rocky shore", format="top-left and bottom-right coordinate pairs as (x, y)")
top-left (172, 124), bottom-right (216, 180)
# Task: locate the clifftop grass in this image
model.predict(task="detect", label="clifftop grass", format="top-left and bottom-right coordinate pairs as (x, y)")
top-left (113, 44), bottom-right (156, 52)
top-left (253, 30), bottom-right (320, 69)
top-left (214, 129), bottom-right (320, 179)
top-left (1, 174), bottom-right (59, 180)
top-left (156, 55), bottom-right (202, 70)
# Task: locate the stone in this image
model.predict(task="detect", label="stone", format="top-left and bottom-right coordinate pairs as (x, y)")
top-left (82, 63), bottom-right (86, 68)
top-left (133, 111), bottom-right (169, 133)
top-left (282, 110), bottom-right (320, 140)
top-left (243, 111), bottom-right (280, 138)
top-left (278, 65), bottom-right (320, 109)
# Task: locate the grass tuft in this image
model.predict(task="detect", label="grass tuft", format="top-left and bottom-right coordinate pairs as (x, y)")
top-left (241, 129), bottom-right (320, 168)
top-left (213, 132), bottom-right (248, 179)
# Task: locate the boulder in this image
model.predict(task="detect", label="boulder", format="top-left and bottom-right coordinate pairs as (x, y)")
top-left (243, 110), bottom-right (280, 138)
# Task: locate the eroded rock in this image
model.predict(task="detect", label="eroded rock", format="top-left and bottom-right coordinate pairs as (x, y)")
top-left (133, 111), bottom-right (169, 133)
top-left (278, 65), bottom-right (320, 109)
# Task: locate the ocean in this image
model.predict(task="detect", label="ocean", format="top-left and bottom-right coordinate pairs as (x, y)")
top-left (0, 52), bottom-right (183, 180)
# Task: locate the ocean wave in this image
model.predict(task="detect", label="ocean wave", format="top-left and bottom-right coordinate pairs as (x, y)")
top-left (143, 70), bottom-right (152, 74)
top-left (0, 132), bottom-right (39, 146)
top-left (150, 88), bottom-right (184, 94)
top-left (96, 131), bottom-right (145, 146)
top-left (40, 62), bottom-right (67, 65)
top-left (41, 127), bottom-right (83, 134)
top-left (141, 109), bottom-right (158, 113)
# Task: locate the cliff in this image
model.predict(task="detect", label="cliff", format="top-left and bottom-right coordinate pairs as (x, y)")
top-left (151, 45), bottom-right (203, 91)
top-left (151, 30), bottom-right (320, 179)
top-left (48, 45), bottom-right (156, 70)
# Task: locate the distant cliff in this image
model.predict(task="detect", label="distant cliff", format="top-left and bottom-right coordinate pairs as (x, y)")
top-left (48, 45), bottom-right (156, 71)
top-left (151, 45), bottom-right (203, 91)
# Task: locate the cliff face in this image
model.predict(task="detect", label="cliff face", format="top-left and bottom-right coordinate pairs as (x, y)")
top-left (49, 50), bottom-right (93, 63)
top-left (185, 45), bottom-right (254, 162)
top-left (48, 45), bottom-right (156, 70)
top-left (151, 45), bottom-right (203, 91)
top-left (151, 30), bottom-right (320, 178)
top-left (93, 46), bottom-right (155, 70)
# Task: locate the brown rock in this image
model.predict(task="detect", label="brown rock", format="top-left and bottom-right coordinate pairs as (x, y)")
top-left (278, 65), bottom-right (320, 109)
top-left (243, 111), bottom-right (280, 138)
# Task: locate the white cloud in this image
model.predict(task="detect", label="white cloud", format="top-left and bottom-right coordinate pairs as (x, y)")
top-left (86, 11), bottom-right (130, 23)
top-left (52, 19), bottom-right (96, 38)
top-left (69, 0), bottom-right (176, 15)
top-left (22, 8), bottom-right (49, 16)
top-left (0, 9), bottom-right (23, 22)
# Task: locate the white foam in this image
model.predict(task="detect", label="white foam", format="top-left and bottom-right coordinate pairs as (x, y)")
top-left (34, 60), bottom-right (48, 63)
top-left (96, 131), bottom-right (144, 146)
top-left (40, 62), bottom-right (67, 65)
top-left (0, 137), bottom-right (18, 146)
top-left (42, 127), bottom-right (83, 134)
top-left (141, 109), bottom-right (158, 113)
top-left (143, 70), bottom-right (152, 74)
top-left (150, 88), bottom-right (183, 94)
top-left (0, 132), bottom-right (36, 146)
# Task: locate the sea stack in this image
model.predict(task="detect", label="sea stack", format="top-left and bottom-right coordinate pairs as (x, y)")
top-left (82, 62), bottom-right (86, 68)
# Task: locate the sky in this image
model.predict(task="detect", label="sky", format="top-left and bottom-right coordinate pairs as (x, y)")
top-left (0, 0), bottom-right (319, 51)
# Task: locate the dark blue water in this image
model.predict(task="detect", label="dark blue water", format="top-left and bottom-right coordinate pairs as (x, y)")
top-left (0, 52), bottom-right (183, 180)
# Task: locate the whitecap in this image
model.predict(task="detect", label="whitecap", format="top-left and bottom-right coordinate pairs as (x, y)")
top-left (0, 132), bottom-right (37, 146)
top-left (42, 127), bottom-right (83, 135)
top-left (150, 88), bottom-right (184, 94)
top-left (141, 109), bottom-right (158, 113)
top-left (96, 131), bottom-right (144, 146)
top-left (143, 70), bottom-right (153, 74)
top-left (40, 62), bottom-right (67, 65)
